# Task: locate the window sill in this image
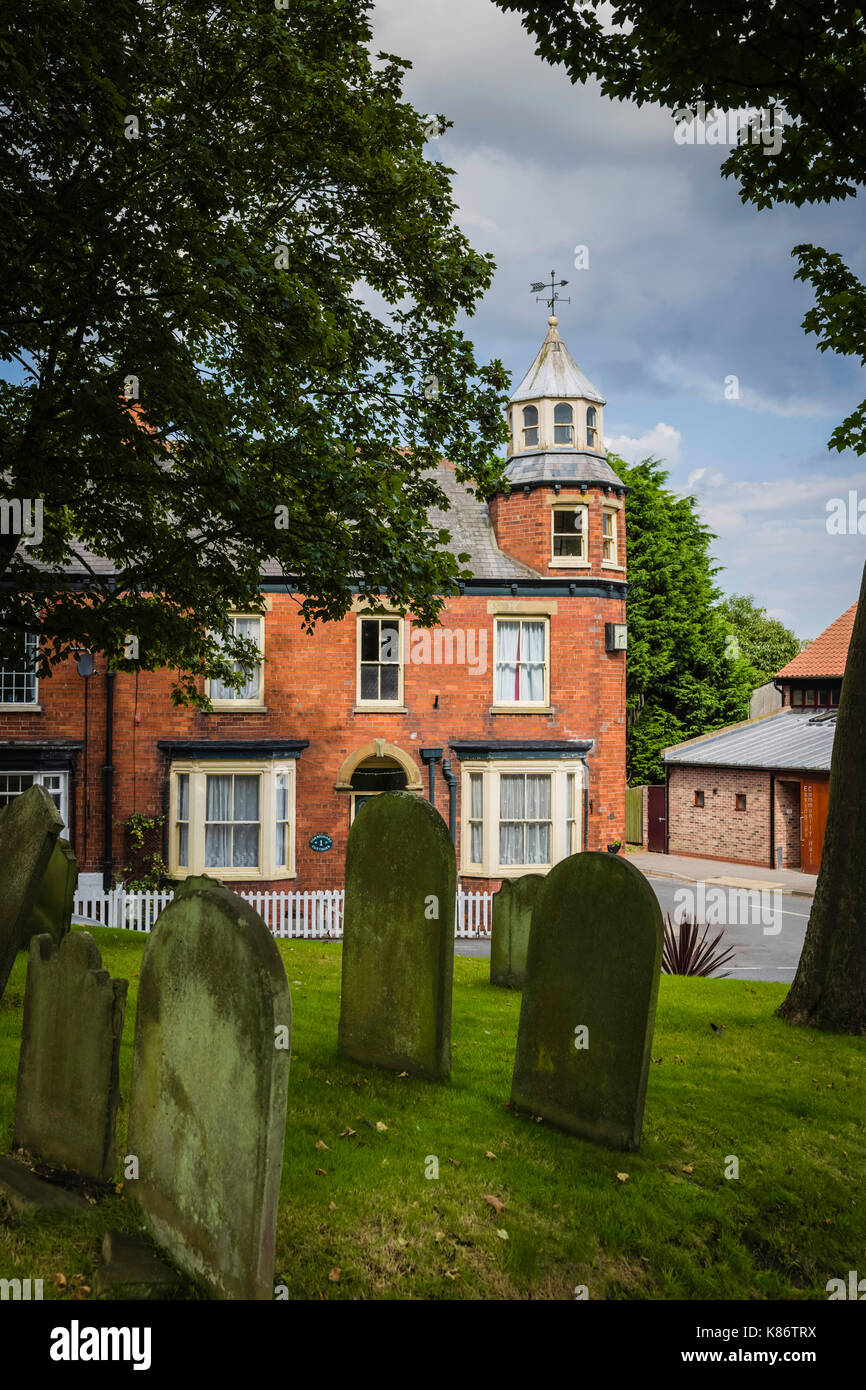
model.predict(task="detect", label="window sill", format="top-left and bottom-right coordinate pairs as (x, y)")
top-left (203, 703), bottom-right (269, 714)
top-left (171, 866), bottom-right (297, 882)
top-left (462, 864), bottom-right (552, 879)
top-left (489, 705), bottom-right (554, 716)
top-left (548, 559), bottom-right (590, 570)
top-left (353, 704), bottom-right (407, 714)
top-left (0, 703), bottom-right (42, 712)
top-left (600, 561), bottom-right (625, 571)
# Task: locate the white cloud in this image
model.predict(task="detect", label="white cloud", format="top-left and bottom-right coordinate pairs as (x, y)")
top-left (650, 354), bottom-right (832, 418)
top-left (606, 421), bottom-right (681, 464)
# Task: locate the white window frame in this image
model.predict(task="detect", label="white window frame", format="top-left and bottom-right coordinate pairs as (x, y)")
top-left (0, 631), bottom-right (39, 707)
top-left (586, 405), bottom-right (598, 449)
top-left (355, 615), bottom-right (404, 708)
top-left (553, 401), bottom-right (574, 446)
top-left (550, 503), bottom-right (590, 567)
top-left (168, 758), bottom-right (296, 881)
top-left (492, 616), bottom-right (550, 710)
top-left (207, 613), bottom-right (265, 708)
top-left (460, 758), bottom-right (585, 878)
top-left (0, 770), bottom-right (69, 828)
top-left (521, 404), bottom-right (539, 449)
top-left (601, 506), bottom-right (619, 566)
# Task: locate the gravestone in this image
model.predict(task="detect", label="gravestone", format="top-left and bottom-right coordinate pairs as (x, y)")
top-left (127, 876), bottom-right (291, 1300)
top-left (338, 791), bottom-right (455, 1080)
top-left (25, 838), bottom-right (77, 948)
top-left (13, 931), bottom-right (128, 1180)
top-left (0, 784), bottom-right (63, 1002)
top-left (490, 873), bottom-right (544, 989)
top-left (510, 852), bottom-right (663, 1151)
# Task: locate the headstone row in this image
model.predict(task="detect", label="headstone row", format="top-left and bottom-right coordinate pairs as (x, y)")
top-left (337, 793), bottom-right (663, 1151)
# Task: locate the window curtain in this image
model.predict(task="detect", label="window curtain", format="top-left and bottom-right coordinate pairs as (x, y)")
top-left (495, 621), bottom-right (520, 703)
top-left (499, 773), bottom-right (524, 864)
top-left (525, 774), bottom-right (551, 863)
top-left (520, 622), bottom-right (546, 702)
top-left (205, 774), bottom-right (260, 868)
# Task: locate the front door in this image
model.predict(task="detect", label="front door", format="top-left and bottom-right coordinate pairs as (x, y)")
top-left (647, 785), bottom-right (666, 853)
top-left (800, 778), bottom-right (829, 874)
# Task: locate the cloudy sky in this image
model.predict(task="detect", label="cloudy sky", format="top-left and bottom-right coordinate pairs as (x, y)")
top-left (373, 0), bottom-right (866, 639)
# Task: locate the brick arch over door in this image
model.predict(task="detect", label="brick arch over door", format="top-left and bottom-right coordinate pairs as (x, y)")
top-left (333, 739), bottom-right (423, 792)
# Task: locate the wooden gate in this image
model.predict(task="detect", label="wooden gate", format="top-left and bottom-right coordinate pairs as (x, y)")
top-left (647, 785), bottom-right (666, 853)
top-left (800, 778), bottom-right (829, 874)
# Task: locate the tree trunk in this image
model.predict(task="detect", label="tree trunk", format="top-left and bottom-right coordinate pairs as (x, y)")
top-left (777, 559), bottom-right (866, 1033)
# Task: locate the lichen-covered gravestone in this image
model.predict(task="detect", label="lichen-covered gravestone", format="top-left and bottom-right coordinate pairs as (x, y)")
top-left (25, 838), bottom-right (77, 947)
top-left (0, 784), bottom-right (64, 1003)
top-left (510, 852), bottom-right (663, 1151)
top-left (490, 874), bottom-right (544, 989)
top-left (338, 791), bottom-right (456, 1080)
top-left (14, 931), bottom-right (128, 1180)
top-left (127, 876), bottom-right (291, 1300)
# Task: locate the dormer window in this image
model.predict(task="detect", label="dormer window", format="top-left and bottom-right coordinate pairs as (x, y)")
top-left (522, 405), bottom-right (539, 448)
top-left (553, 402), bottom-right (573, 445)
top-left (586, 406), bottom-right (598, 449)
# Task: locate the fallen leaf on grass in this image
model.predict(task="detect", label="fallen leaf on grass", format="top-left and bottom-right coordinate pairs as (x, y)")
top-left (375, 1121), bottom-right (388, 1132)
top-left (398, 1072), bottom-right (409, 1078)
top-left (315, 1140), bottom-right (329, 1151)
top-left (682, 1164), bottom-right (694, 1174)
top-left (315, 1168), bottom-right (327, 1176)
top-left (483, 1194), bottom-right (504, 1214)
top-left (328, 1200), bottom-right (337, 1211)
top-left (496, 1229), bottom-right (509, 1241)
top-left (54, 1273), bottom-right (66, 1289)
top-left (339, 1128), bottom-right (357, 1139)
top-left (552, 1203), bottom-right (560, 1209)
top-left (328, 1268), bottom-right (341, 1283)
top-left (484, 1151), bottom-right (497, 1160)
top-left (447, 1157), bottom-right (461, 1168)
top-left (616, 1173), bottom-right (629, 1183)
top-left (444, 1268), bottom-right (460, 1280)
top-left (434, 1231), bottom-right (445, 1242)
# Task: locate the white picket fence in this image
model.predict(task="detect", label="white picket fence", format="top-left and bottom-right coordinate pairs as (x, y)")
top-left (73, 884), bottom-right (492, 939)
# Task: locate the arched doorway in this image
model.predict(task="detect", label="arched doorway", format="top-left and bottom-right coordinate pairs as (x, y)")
top-left (334, 739), bottom-right (422, 822)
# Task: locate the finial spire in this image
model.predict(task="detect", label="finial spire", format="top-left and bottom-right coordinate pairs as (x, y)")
top-left (529, 270), bottom-right (570, 314)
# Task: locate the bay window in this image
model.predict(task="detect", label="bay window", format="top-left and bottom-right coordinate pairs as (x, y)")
top-left (169, 759), bottom-right (295, 879)
top-left (460, 758), bottom-right (584, 877)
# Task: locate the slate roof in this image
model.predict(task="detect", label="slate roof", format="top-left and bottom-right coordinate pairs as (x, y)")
top-left (504, 450), bottom-right (626, 490)
top-left (425, 463), bottom-right (540, 579)
top-left (509, 319), bottom-right (606, 405)
top-left (775, 602), bottom-right (857, 679)
top-left (663, 709), bottom-right (836, 773)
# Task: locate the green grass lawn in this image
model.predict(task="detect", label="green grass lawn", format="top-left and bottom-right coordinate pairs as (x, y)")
top-left (1, 926), bottom-right (864, 1300)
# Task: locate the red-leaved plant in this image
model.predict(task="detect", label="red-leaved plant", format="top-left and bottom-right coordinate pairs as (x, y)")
top-left (662, 913), bottom-right (736, 978)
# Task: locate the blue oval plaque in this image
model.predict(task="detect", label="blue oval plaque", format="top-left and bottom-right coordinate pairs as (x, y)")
top-left (309, 834), bottom-right (333, 852)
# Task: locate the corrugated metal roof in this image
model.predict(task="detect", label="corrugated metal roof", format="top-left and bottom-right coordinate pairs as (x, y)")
top-left (663, 708), bottom-right (836, 772)
top-left (509, 318), bottom-right (606, 406)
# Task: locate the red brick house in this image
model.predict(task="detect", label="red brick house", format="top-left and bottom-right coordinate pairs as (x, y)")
top-left (662, 602), bottom-right (856, 872)
top-left (0, 316), bottom-right (628, 895)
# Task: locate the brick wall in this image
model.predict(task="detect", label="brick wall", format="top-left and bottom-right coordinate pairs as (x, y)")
top-left (0, 587), bottom-right (627, 891)
top-left (667, 766), bottom-right (772, 867)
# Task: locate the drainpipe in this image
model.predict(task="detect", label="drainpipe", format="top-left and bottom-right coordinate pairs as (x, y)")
top-left (102, 671), bottom-right (115, 891)
top-left (769, 774), bottom-right (776, 870)
top-left (582, 758), bottom-right (589, 852)
top-left (420, 747), bottom-right (443, 808)
top-left (441, 757), bottom-right (457, 845)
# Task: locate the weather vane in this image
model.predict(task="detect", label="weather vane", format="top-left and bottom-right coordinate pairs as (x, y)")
top-left (530, 270), bottom-right (570, 313)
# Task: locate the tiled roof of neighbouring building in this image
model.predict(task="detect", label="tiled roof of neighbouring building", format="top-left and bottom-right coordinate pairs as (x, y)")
top-left (775, 602), bottom-right (857, 679)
